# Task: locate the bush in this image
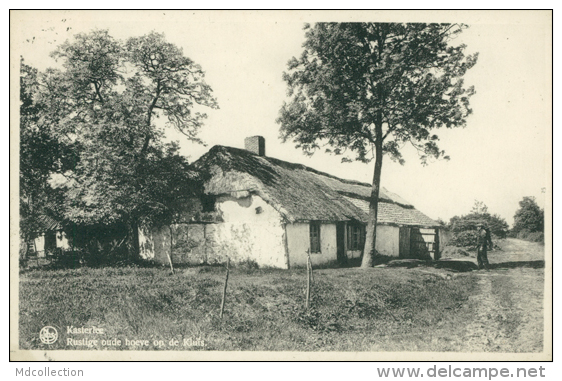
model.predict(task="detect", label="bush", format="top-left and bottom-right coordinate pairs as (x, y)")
top-left (48, 250), bottom-right (84, 269)
top-left (440, 246), bottom-right (471, 258)
top-left (517, 230), bottom-right (528, 240)
top-left (450, 230), bottom-right (503, 250)
top-left (449, 212), bottom-right (508, 238)
top-left (517, 230), bottom-right (544, 244)
top-left (235, 259), bottom-right (260, 271)
top-left (450, 230), bottom-right (479, 250)
top-left (527, 232), bottom-right (544, 244)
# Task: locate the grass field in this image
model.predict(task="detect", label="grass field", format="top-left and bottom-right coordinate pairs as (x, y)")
top-left (18, 239), bottom-right (545, 352)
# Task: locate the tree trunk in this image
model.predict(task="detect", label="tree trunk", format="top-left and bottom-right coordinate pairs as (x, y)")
top-left (126, 219), bottom-right (140, 261)
top-left (361, 131), bottom-right (384, 268)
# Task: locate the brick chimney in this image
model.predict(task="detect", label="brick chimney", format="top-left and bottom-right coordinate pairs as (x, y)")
top-left (244, 136), bottom-right (266, 156)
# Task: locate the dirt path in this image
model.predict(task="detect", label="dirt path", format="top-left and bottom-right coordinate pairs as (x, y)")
top-left (490, 238), bottom-right (545, 263)
top-left (460, 239), bottom-right (545, 352)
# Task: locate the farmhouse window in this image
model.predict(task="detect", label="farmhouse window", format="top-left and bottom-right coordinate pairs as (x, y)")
top-left (309, 222), bottom-right (321, 253)
top-left (201, 194), bottom-right (216, 212)
top-left (347, 224), bottom-right (365, 251)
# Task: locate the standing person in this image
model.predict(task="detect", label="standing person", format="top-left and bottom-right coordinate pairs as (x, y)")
top-left (476, 223), bottom-right (493, 270)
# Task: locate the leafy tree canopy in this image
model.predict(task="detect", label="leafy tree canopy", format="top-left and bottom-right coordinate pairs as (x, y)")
top-left (278, 23), bottom-right (478, 266)
top-left (512, 196), bottom-right (544, 233)
top-left (449, 200), bottom-right (509, 238)
top-left (279, 23), bottom-right (478, 165)
top-left (22, 30), bottom-right (218, 248)
top-left (20, 58), bottom-right (76, 241)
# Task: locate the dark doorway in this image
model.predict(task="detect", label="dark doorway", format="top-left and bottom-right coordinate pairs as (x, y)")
top-left (399, 227), bottom-right (410, 258)
top-left (336, 222), bottom-right (347, 265)
top-left (44, 232), bottom-right (57, 252)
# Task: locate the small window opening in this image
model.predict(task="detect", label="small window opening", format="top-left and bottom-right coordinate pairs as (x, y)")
top-left (347, 223), bottom-right (365, 251)
top-left (201, 194), bottom-right (216, 213)
top-left (310, 222), bottom-right (321, 253)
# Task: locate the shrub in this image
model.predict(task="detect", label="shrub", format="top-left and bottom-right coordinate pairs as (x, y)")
top-left (48, 250), bottom-right (84, 269)
top-left (516, 230), bottom-right (529, 240)
top-left (517, 230), bottom-right (544, 244)
top-left (527, 232), bottom-right (544, 244)
top-left (448, 210), bottom-right (508, 238)
top-left (440, 246), bottom-right (471, 258)
top-left (450, 230), bottom-right (479, 250)
top-left (506, 230), bottom-right (518, 238)
top-left (235, 259), bottom-right (260, 271)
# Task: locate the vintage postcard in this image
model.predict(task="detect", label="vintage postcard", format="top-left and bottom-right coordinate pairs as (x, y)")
top-left (10, 10), bottom-right (552, 361)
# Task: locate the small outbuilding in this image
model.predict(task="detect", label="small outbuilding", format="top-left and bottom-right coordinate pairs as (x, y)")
top-left (139, 136), bottom-right (443, 268)
top-left (22, 212), bottom-right (70, 260)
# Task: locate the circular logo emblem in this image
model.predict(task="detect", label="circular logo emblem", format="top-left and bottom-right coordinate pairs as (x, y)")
top-left (39, 326), bottom-right (58, 345)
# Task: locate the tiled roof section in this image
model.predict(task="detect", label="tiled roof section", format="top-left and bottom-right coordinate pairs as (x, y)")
top-left (342, 196), bottom-right (369, 218)
top-left (377, 201), bottom-right (440, 227)
top-left (193, 145), bottom-right (440, 227)
top-left (341, 196), bottom-right (439, 227)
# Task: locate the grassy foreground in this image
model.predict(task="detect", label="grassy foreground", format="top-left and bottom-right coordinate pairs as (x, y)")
top-left (18, 259), bottom-right (543, 352)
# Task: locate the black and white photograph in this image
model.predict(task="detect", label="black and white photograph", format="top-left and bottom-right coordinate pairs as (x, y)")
top-left (10, 10), bottom-right (552, 362)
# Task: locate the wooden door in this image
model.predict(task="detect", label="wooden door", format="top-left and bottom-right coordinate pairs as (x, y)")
top-left (336, 222), bottom-right (347, 265)
top-left (399, 227), bottom-right (410, 258)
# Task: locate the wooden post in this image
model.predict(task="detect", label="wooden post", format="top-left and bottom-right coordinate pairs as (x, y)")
top-left (434, 228), bottom-right (440, 260)
top-left (203, 224), bottom-right (208, 263)
top-left (167, 226), bottom-right (174, 274)
top-left (220, 257), bottom-right (230, 319)
top-left (306, 249), bottom-right (312, 309)
top-left (307, 248), bottom-right (314, 283)
top-left (282, 224), bottom-right (291, 269)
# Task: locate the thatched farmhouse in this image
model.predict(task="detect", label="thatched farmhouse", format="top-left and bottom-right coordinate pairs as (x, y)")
top-left (139, 136), bottom-right (444, 268)
top-left (24, 209), bottom-right (70, 259)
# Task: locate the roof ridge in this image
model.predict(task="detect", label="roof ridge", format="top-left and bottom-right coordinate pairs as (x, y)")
top-left (200, 145), bottom-right (373, 188)
top-left (191, 145), bottom-right (437, 227)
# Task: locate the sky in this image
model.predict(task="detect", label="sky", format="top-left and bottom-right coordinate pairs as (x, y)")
top-left (11, 10), bottom-right (552, 226)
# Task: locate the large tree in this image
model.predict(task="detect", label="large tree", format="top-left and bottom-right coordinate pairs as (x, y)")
top-left (19, 58), bottom-right (76, 246)
top-left (30, 30), bottom-right (218, 257)
top-left (278, 23), bottom-right (478, 267)
top-left (512, 196), bottom-right (544, 234)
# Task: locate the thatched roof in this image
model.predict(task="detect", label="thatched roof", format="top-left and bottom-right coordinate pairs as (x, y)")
top-left (27, 212), bottom-right (62, 234)
top-left (35, 214), bottom-right (62, 231)
top-left (192, 145), bottom-right (439, 228)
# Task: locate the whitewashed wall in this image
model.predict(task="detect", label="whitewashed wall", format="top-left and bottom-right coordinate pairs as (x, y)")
top-left (346, 225), bottom-right (400, 259)
top-left (139, 193), bottom-right (408, 268)
top-left (32, 231), bottom-right (68, 256)
top-left (34, 235), bottom-right (45, 257)
top-left (138, 225), bottom-right (153, 260)
top-left (56, 231), bottom-right (69, 249)
top-left (374, 225), bottom-right (400, 257)
top-left (139, 194), bottom-right (288, 268)
top-left (210, 194), bottom-right (287, 268)
top-left (286, 222), bottom-right (338, 267)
